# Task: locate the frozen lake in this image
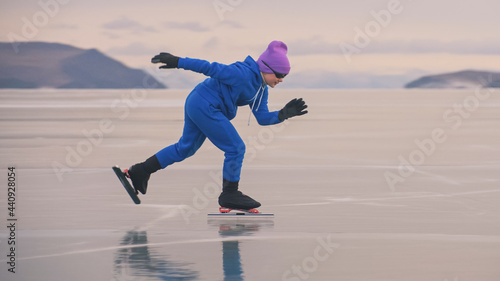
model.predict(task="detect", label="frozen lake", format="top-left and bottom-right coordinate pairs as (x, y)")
top-left (1, 88), bottom-right (500, 281)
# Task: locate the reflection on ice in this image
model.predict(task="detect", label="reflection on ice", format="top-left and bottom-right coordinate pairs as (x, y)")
top-left (112, 219), bottom-right (274, 281)
top-left (113, 230), bottom-right (198, 281)
top-left (209, 218), bottom-right (275, 281)
top-left (222, 241), bottom-right (243, 281)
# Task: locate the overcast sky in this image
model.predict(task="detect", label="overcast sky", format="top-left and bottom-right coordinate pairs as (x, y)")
top-left (1, 0), bottom-right (499, 86)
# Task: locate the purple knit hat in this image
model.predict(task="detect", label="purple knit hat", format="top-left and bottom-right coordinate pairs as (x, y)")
top-left (257, 41), bottom-right (290, 75)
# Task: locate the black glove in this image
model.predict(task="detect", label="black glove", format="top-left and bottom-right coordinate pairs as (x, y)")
top-left (151, 53), bottom-right (179, 69)
top-left (278, 98), bottom-right (308, 121)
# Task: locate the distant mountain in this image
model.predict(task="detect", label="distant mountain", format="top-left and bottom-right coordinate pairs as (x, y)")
top-left (405, 70), bottom-right (500, 89)
top-left (0, 42), bottom-right (166, 89)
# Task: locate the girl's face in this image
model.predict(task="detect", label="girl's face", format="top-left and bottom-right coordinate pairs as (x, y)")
top-left (262, 72), bottom-right (284, 88)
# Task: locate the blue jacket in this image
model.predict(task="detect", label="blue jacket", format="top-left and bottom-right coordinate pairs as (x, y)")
top-left (178, 56), bottom-right (281, 126)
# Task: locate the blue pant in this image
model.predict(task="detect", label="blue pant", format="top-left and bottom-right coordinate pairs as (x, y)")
top-left (155, 91), bottom-right (245, 182)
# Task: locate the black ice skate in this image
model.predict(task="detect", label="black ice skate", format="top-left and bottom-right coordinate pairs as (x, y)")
top-left (218, 179), bottom-right (261, 211)
top-left (218, 190), bottom-right (261, 210)
top-left (126, 155), bottom-right (161, 195)
top-left (126, 164), bottom-right (150, 195)
top-left (208, 180), bottom-right (273, 217)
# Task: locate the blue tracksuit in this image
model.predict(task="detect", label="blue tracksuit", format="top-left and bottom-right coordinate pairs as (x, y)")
top-left (155, 56), bottom-right (282, 181)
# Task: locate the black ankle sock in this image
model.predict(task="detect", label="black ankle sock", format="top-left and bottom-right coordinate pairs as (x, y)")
top-left (143, 155), bottom-right (161, 174)
top-left (222, 179), bottom-right (239, 193)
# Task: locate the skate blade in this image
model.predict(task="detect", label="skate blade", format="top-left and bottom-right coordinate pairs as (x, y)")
top-left (208, 207), bottom-right (274, 217)
top-left (219, 207), bottom-right (259, 213)
top-left (207, 213), bottom-right (274, 217)
top-left (112, 166), bottom-right (141, 204)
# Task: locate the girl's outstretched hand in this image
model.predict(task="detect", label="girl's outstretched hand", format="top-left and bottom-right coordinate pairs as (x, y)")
top-left (151, 53), bottom-right (179, 69)
top-left (278, 98), bottom-right (308, 121)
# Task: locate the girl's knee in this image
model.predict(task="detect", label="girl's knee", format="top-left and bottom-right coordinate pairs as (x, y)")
top-left (229, 141), bottom-right (245, 158)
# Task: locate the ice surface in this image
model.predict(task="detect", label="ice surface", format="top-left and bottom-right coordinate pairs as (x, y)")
top-left (0, 89), bottom-right (499, 281)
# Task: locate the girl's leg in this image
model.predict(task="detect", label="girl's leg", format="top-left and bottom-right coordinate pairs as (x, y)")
top-left (186, 94), bottom-right (260, 209)
top-left (128, 93), bottom-right (206, 194)
top-left (155, 111), bottom-right (206, 168)
top-left (186, 95), bottom-right (245, 182)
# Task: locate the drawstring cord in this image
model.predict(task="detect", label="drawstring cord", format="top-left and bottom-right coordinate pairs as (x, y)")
top-left (247, 84), bottom-right (265, 126)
